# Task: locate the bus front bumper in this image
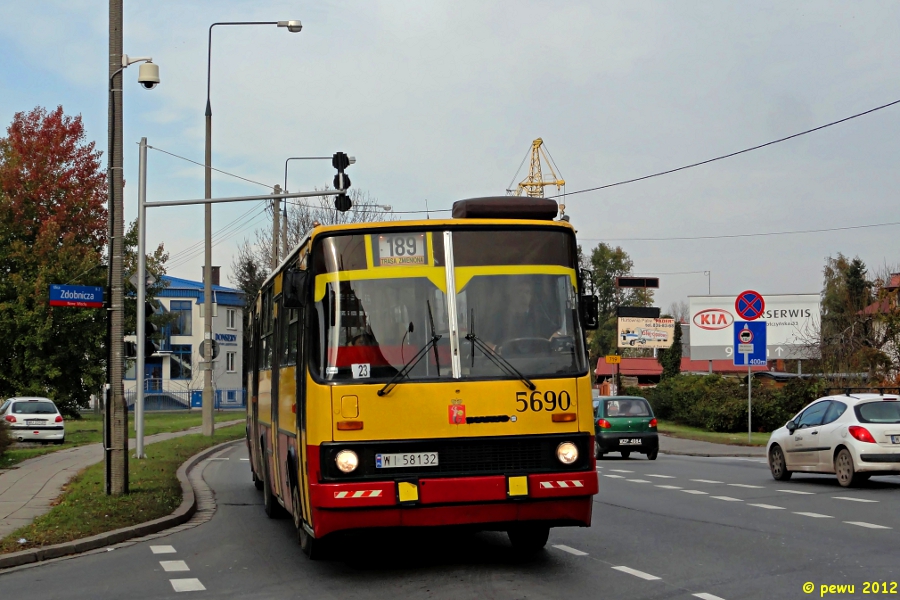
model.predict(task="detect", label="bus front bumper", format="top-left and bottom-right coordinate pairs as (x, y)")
top-left (309, 471), bottom-right (598, 538)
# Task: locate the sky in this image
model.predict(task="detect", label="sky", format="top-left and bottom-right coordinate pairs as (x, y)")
top-left (2, 1), bottom-right (899, 311)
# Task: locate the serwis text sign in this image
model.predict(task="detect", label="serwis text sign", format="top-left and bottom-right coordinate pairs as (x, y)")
top-left (49, 284), bottom-right (104, 308)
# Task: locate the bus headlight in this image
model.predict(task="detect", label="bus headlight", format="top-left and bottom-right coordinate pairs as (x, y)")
top-left (556, 442), bottom-right (578, 465)
top-left (335, 450), bottom-right (359, 473)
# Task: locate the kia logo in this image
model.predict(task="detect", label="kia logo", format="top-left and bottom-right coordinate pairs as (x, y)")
top-left (693, 309), bottom-right (734, 330)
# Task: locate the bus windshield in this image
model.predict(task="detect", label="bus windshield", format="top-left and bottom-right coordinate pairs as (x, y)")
top-left (311, 228), bottom-right (586, 383)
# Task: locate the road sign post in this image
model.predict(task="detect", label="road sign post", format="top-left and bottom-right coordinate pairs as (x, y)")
top-left (734, 320), bottom-right (767, 444)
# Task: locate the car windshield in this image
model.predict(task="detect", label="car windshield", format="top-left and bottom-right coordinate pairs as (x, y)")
top-left (12, 401), bottom-right (57, 414)
top-left (310, 228), bottom-right (586, 382)
top-left (855, 401), bottom-right (900, 424)
top-left (604, 398), bottom-right (651, 417)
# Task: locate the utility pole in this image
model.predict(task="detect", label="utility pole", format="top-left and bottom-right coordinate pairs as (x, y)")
top-left (272, 184), bottom-right (281, 269)
top-left (281, 205), bottom-right (288, 261)
top-left (107, 0), bottom-right (128, 494)
top-left (203, 87), bottom-right (214, 437)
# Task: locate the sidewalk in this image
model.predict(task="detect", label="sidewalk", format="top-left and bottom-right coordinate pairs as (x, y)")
top-left (659, 434), bottom-right (767, 457)
top-left (0, 420), bottom-right (242, 539)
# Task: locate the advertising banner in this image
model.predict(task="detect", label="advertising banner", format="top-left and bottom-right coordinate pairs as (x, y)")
top-left (689, 294), bottom-right (820, 360)
top-left (617, 317), bottom-right (675, 349)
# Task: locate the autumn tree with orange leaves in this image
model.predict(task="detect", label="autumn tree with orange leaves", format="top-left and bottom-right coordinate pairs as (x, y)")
top-left (0, 106), bottom-right (108, 415)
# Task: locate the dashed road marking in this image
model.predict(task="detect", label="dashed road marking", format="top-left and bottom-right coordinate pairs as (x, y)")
top-left (656, 485), bottom-right (683, 490)
top-left (794, 512), bottom-right (833, 518)
top-left (645, 474), bottom-right (675, 479)
top-left (833, 496), bottom-right (878, 503)
top-left (208, 457), bottom-right (228, 461)
top-left (845, 521), bottom-right (891, 529)
top-left (603, 474), bottom-right (625, 479)
top-left (553, 544), bottom-right (588, 556)
top-left (727, 484), bottom-right (763, 489)
top-left (160, 560), bottom-right (190, 572)
top-left (150, 545), bottom-right (176, 554)
top-left (239, 458), bottom-right (249, 461)
top-left (170, 578), bottom-right (207, 592)
top-left (681, 490), bottom-right (708, 495)
top-left (748, 503), bottom-right (785, 510)
top-left (710, 496), bottom-right (743, 502)
top-left (627, 479), bottom-right (651, 483)
top-left (694, 593), bottom-right (727, 600)
top-left (691, 479), bottom-right (723, 484)
top-left (610, 469), bottom-right (634, 473)
top-left (612, 566), bottom-right (661, 581)
top-left (777, 489), bottom-right (814, 495)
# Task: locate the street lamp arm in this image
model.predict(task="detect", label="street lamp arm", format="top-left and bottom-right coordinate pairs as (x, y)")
top-left (284, 156), bottom-right (332, 191)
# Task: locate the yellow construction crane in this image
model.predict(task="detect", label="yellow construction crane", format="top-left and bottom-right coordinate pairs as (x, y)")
top-left (507, 138), bottom-right (565, 198)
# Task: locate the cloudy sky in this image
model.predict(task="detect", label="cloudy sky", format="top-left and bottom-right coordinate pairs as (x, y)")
top-left (2, 1), bottom-right (898, 310)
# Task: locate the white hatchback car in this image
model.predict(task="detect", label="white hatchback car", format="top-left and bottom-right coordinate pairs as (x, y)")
top-left (767, 394), bottom-right (900, 487)
top-left (1, 397), bottom-right (66, 444)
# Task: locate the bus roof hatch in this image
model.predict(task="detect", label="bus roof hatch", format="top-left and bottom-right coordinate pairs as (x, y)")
top-left (451, 197), bottom-right (559, 220)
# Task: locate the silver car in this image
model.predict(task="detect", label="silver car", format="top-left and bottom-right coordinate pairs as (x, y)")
top-left (767, 393), bottom-right (900, 487)
top-left (1, 397), bottom-right (66, 444)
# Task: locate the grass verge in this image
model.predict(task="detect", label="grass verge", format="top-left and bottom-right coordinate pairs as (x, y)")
top-left (658, 420), bottom-right (770, 446)
top-left (0, 412), bottom-right (241, 469)
top-left (0, 423), bottom-right (244, 554)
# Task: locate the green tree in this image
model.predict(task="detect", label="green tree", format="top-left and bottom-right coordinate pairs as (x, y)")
top-left (584, 243), bottom-right (653, 362)
top-left (0, 106), bottom-right (107, 415)
top-left (657, 320), bottom-right (682, 380)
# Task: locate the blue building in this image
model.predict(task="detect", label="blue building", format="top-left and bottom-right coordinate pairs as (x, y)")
top-left (125, 274), bottom-right (245, 410)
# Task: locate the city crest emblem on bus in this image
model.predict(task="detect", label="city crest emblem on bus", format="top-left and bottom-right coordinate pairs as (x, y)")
top-left (449, 404), bottom-right (466, 424)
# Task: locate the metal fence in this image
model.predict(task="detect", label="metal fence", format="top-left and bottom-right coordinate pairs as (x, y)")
top-left (125, 386), bottom-right (246, 411)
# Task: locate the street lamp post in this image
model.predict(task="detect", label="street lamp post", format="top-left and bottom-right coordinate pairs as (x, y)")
top-left (203, 20), bottom-right (301, 437)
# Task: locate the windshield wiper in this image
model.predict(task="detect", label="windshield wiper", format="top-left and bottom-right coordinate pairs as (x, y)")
top-left (378, 300), bottom-right (442, 397)
top-left (466, 310), bottom-right (535, 391)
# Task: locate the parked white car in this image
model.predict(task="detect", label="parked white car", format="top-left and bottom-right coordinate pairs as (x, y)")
top-left (767, 393), bottom-right (900, 487)
top-left (0, 397), bottom-right (66, 444)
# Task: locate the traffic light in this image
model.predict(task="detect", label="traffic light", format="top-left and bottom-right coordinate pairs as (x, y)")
top-left (144, 301), bottom-right (159, 356)
top-left (332, 152), bottom-right (354, 212)
top-left (124, 341), bottom-right (137, 358)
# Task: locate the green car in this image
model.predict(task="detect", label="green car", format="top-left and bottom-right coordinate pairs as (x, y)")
top-left (593, 396), bottom-right (659, 460)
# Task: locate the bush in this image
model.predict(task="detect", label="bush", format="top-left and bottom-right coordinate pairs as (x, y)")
top-left (640, 374), bottom-right (826, 433)
top-left (0, 420), bottom-right (11, 458)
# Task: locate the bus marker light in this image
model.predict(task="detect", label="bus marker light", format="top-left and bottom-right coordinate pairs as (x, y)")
top-left (398, 481), bottom-right (419, 503)
top-left (508, 475), bottom-right (529, 497)
top-left (552, 413), bottom-right (576, 422)
top-left (337, 421), bottom-right (364, 431)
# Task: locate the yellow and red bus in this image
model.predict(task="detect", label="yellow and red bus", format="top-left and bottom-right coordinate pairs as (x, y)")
top-left (246, 196), bottom-right (600, 558)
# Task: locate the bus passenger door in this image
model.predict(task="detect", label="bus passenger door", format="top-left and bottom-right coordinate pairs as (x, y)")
top-left (270, 294), bottom-right (281, 500)
top-left (249, 313), bottom-right (261, 477)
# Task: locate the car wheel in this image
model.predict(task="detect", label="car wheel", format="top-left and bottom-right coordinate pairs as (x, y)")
top-left (54, 438), bottom-right (65, 445)
top-left (834, 448), bottom-right (865, 488)
top-left (646, 449), bottom-right (658, 461)
top-left (621, 451), bottom-right (631, 459)
top-left (768, 444), bottom-right (792, 481)
top-left (507, 525), bottom-right (550, 555)
top-left (594, 440), bottom-right (602, 459)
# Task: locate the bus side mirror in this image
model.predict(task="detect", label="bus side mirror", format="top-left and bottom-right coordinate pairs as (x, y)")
top-left (581, 295), bottom-right (600, 330)
top-left (283, 270), bottom-right (309, 308)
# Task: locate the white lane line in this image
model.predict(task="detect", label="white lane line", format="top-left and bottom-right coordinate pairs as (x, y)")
top-left (160, 560), bottom-right (190, 572)
top-left (610, 469), bottom-right (634, 473)
top-left (833, 496), bottom-right (878, 503)
top-left (656, 485), bottom-right (683, 490)
top-left (553, 544), bottom-right (588, 556)
top-left (728, 484), bottom-right (763, 489)
top-left (794, 512), bottom-right (833, 519)
top-left (627, 479), bottom-right (651, 484)
top-left (612, 566), bottom-right (661, 581)
top-left (748, 503), bottom-right (785, 510)
top-left (710, 496), bottom-right (743, 502)
top-left (681, 490), bottom-right (708, 495)
top-left (150, 545), bottom-right (176, 554)
top-left (694, 593), bottom-right (727, 600)
top-left (845, 521), bottom-right (892, 530)
top-left (239, 458), bottom-right (250, 461)
top-left (690, 479), bottom-right (724, 484)
top-left (778, 489), bottom-right (814, 495)
top-left (603, 474), bottom-right (625, 479)
top-left (646, 474), bottom-right (675, 479)
top-left (170, 579), bottom-right (206, 592)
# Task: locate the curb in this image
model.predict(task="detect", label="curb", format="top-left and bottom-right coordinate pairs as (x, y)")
top-left (0, 438), bottom-right (242, 571)
top-left (660, 449), bottom-right (767, 458)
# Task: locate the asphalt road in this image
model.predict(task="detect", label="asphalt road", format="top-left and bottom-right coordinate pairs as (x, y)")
top-left (3, 445), bottom-right (898, 600)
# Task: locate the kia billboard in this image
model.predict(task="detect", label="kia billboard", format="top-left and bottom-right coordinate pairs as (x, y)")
top-left (689, 294), bottom-right (820, 361)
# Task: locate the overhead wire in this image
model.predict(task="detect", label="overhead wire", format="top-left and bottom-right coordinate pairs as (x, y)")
top-left (550, 97), bottom-right (900, 199)
top-left (578, 220), bottom-right (900, 243)
top-left (166, 204), bottom-right (270, 270)
top-left (145, 144), bottom-right (274, 190)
